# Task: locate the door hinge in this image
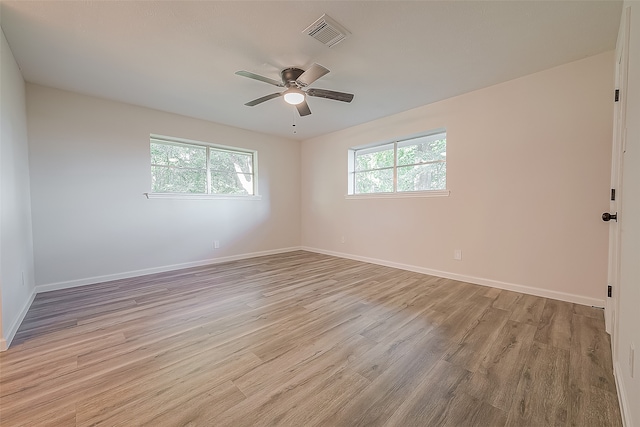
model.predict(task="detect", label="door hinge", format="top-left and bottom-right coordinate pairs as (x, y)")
top-left (608, 285), bottom-right (612, 298)
top-left (611, 188), bottom-right (616, 201)
top-left (615, 89), bottom-right (620, 102)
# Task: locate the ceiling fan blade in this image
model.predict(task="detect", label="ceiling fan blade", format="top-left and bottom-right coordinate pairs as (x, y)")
top-left (235, 70), bottom-right (284, 87)
top-left (244, 92), bottom-right (282, 106)
top-left (296, 100), bottom-right (312, 116)
top-left (306, 88), bottom-right (354, 103)
top-left (296, 63), bottom-right (330, 87)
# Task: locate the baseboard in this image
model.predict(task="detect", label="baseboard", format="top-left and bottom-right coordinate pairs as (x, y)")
top-left (614, 361), bottom-right (632, 427)
top-left (35, 246), bottom-right (302, 293)
top-left (301, 246), bottom-right (605, 308)
top-left (0, 289), bottom-right (36, 351)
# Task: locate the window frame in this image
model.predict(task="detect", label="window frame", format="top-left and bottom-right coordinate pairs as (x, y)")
top-left (146, 134), bottom-right (260, 200)
top-left (347, 129), bottom-right (449, 198)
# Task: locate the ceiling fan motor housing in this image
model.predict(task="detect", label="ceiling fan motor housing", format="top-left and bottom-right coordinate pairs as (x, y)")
top-left (281, 68), bottom-right (305, 87)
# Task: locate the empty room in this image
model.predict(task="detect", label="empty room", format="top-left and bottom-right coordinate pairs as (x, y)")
top-left (1, 1), bottom-right (639, 426)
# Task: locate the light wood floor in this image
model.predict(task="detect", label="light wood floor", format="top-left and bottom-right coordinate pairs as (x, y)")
top-left (0, 251), bottom-right (622, 426)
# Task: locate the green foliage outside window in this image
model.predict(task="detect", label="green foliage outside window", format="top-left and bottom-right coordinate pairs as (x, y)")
top-left (209, 149), bottom-right (253, 195)
top-left (150, 139), bottom-right (255, 195)
top-left (352, 133), bottom-right (446, 194)
top-left (151, 143), bottom-right (207, 193)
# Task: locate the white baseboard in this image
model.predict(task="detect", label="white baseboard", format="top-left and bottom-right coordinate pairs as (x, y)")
top-left (35, 246), bottom-right (302, 294)
top-left (0, 289), bottom-right (36, 351)
top-left (614, 361), bottom-right (632, 427)
top-left (301, 246), bottom-right (605, 308)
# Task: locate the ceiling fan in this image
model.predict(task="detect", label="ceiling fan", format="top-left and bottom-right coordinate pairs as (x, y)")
top-left (235, 63), bottom-right (354, 117)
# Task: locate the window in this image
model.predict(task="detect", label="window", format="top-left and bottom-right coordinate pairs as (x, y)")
top-left (348, 130), bottom-right (446, 195)
top-left (150, 136), bottom-right (256, 196)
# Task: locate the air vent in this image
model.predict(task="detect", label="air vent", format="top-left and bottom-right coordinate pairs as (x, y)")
top-left (304, 14), bottom-right (350, 47)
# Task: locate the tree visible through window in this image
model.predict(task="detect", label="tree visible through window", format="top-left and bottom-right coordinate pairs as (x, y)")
top-left (150, 136), bottom-right (256, 195)
top-left (349, 131), bottom-right (446, 194)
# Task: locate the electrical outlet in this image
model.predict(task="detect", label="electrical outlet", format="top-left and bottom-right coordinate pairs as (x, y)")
top-left (214, 240), bottom-right (220, 249)
top-left (630, 344), bottom-right (635, 378)
top-left (454, 249), bottom-right (462, 260)
top-left (341, 236), bottom-right (346, 244)
top-left (22, 271), bottom-right (25, 287)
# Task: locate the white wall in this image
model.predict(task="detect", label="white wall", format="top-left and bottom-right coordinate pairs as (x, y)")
top-left (301, 51), bottom-right (614, 306)
top-left (26, 85), bottom-right (301, 290)
top-left (614, 3), bottom-right (640, 425)
top-left (0, 27), bottom-right (36, 349)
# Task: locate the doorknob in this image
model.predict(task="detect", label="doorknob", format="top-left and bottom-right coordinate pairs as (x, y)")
top-left (602, 212), bottom-right (618, 222)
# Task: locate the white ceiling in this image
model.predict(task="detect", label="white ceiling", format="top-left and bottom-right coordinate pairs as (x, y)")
top-left (0, 1), bottom-right (622, 141)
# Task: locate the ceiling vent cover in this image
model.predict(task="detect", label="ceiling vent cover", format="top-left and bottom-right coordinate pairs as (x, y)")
top-left (304, 14), bottom-right (350, 47)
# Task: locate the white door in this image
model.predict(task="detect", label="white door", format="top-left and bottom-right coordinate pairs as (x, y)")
top-left (605, 7), bottom-right (630, 359)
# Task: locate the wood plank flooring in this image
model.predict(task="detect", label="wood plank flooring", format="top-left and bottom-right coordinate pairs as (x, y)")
top-left (0, 251), bottom-right (622, 426)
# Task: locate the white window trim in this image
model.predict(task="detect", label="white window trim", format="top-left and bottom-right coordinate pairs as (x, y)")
top-left (348, 129), bottom-right (447, 196)
top-left (144, 192), bottom-right (262, 200)
top-left (345, 190), bottom-right (450, 200)
top-left (148, 134), bottom-right (259, 198)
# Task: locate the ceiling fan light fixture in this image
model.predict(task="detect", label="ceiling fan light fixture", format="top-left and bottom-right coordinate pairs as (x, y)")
top-left (283, 88), bottom-right (305, 105)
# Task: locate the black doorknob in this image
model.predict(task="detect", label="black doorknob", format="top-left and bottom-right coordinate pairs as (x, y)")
top-left (602, 212), bottom-right (618, 222)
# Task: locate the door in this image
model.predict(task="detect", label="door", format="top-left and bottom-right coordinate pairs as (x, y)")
top-left (605, 7), bottom-right (630, 359)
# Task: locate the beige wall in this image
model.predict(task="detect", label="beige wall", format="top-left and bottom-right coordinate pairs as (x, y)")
top-left (0, 28), bottom-right (36, 349)
top-left (301, 51), bottom-right (614, 306)
top-left (26, 85), bottom-right (301, 290)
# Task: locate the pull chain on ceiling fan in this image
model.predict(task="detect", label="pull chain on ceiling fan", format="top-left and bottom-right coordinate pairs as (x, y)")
top-left (235, 63), bottom-right (354, 117)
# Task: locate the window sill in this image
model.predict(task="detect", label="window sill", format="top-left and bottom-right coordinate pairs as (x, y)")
top-left (144, 193), bottom-right (262, 200)
top-left (345, 190), bottom-right (450, 200)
